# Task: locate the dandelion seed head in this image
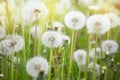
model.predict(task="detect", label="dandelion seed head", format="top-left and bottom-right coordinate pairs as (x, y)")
top-left (14, 57), bottom-right (21, 64)
top-left (6, 34), bottom-right (24, 52)
top-left (73, 49), bottom-right (87, 65)
top-left (55, 0), bottom-right (71, 14)
top-left (52, 21), bottom-right (64, 33)
top-left (105, 13), bottom-right (119, 28)
top-left (0, 40), bottom-right (12, 55)
top-left (22, 0), bottom-right (48, 22)
top-left (101, 40), bottom-right (119, 54)
top-left (88, 62), bottom-right (100, 75)
top-left (78, 0), bottom-right (94, 6)
top-left (64, 11), bottom-right (86, 30)
top-left (90, 47), bottom-right (101, 59)
top-left (62, 34), bottom-right (71, 46)
top-left (30, 26), bottom-right (41, 38)
top-left (41, 31), bottom-right (62, 48)
top-left (86, 14), bottom-right (111, 35)
top-left (26, 56), bottom-right (49, 78)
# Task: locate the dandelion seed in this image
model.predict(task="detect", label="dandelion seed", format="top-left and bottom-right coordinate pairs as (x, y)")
top-left (64, 11), bottom-right (86, 30)
top-left (89, 47), bottom-right (101, 59)
top-left (101, 40), bottom-right (119, 54)
top-left (86, 14), bottom-right (111, 35)
top-left (73, 49), bottom-right (87, 65)
top-left (41, 31), bottom-right (62, 48)
top-left (26, 56), bottom-right (49, 78)
top-left (105, 13), bottom-right (119, 28)
top-left (30, 26), bottom-right (41, 38)
top-left (0, 25), bottom-right (6, 39)
top-left (22, 0), bottom-right (48, 22)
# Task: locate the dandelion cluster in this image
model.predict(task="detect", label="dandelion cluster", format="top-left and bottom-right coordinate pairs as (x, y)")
top-left (0, 0), bottom-right (120, 80)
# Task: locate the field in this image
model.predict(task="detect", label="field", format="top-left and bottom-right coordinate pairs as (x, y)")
top-left (0, 0), bottom-right (120, 80)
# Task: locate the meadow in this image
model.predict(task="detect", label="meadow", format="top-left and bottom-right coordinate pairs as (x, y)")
top-left (0, 0), bottom-right (120, 80)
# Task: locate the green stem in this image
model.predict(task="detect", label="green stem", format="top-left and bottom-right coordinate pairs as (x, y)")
top-left (104, 69), bottom-right (107, 80)
top-left (61, 49), bottom-right (65, 80)
top-left (33, 13), bottom-right (38, 56)
top-left (11, 50), bottom-right (14, 80)
top-left (77, 65), bottom-right (81, 80)
top-left (93, 35), bottom-right (98, 80)
top-left (84, 34), bottom-right (91, 79)
top-left (48, 48), bottom-right (53, 80)
top-left (68, 30), bottom-right (75, 80)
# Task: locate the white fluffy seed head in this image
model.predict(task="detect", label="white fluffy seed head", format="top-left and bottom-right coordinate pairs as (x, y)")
top-left (78, 0), bottom-right (94, 6)
top-left (105, 13), bottom-right (119, 28)
top-left (6, 34), bottom-right (24, 52)
top-left (88, 62), bottom-right (100, 75)
top-left (22, 0), bottom-right (48, 22)
top-left (73, 49), bottom-right (87, 65)
top-left (101, 40), bottom-right (119, 54)
top-left (30, 26), bottom-right (41, 38)
top-left (26, 56), bottom-right (49, 78)
top-left (14, 57), bottom-right (21, 64)
top-left (0, 25), bottom-right (6, 39)
top-left (61, 34), bottom-right (71, 46)
top-left (86, 14), bottom-right (111, 35)
top-left (52, 21), bottom-right (64, 33)
top-left (41, 31), bottom-right (63, 48)
top-left (64, 11), bottom-right (86, 30)
top-left (89, 47), bottom-right (101, 59)
top-left (55, 0), bottom-right (71, 14)
top-left (0, 39), bottom-right (12, 55)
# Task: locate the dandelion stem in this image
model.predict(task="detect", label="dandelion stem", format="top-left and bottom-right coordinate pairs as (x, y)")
top-left (93, 34), bottom-right (98, 80)
top-left (104, 69), bottom-right (107, 80)
top-left (68, 30), bottom-right (75, 80)
top-left (11, 50), bottom-right (14, 80)
top-left (84, 34), bottom-right (91, 79)
top-left (78, 65), bottom-right (81, 80)
top-left (61, 49), bottom-right (65, 80)
top-left (48, 48), bottom-right (53, 80)
top-left (107, 29), bottom-right (110, 40)
top-left (33, 13), bottom-right (38, 56)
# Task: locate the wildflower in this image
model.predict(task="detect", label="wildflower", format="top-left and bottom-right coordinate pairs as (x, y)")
top-left (0, 26), bottom-right (6, 39)
top-left (55, 0), bottom-right (71, 14)
top-left (26, 56), bottom-right (49, 78)
top-left (86, 14), bottom-right (111, 35)
top-left (73, 49), bottom-right (87, 65)
top-left (22, 0), bottom-right (48, 22)
top-left (89, 47), bottom-right (101, 59)
top-left (61, 34), bottom-right (71, 46)
top-left (64, 11), bottom-right (86, 30)
top-left (5, 34), bottom-right (24, 52)
top-left (101, 40), bottom-right (119, 54)
top-left (0, 39), bottom-right (12, 55)
top-left (78, 0), bottom-right (94, 6)
top-left (14, 57), bottom-right (21, 64)
top-left (41, 31), bottom-right (62, 48)
top-left (52, 21), bottom-right (64, 33)
top-left (30, 26), bottom-right (41, 38)
top-left (88, 62), bottom-right (100, 75)
top-left (105, 13), bottom-right (119, 28)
